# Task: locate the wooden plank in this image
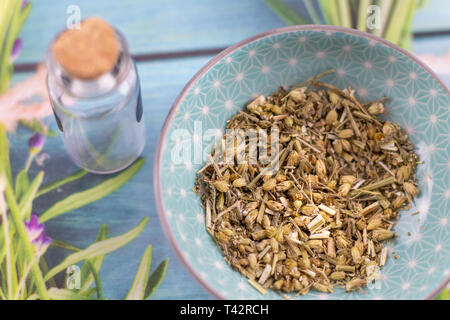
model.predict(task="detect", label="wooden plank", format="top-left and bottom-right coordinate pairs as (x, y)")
top-left (413, 34), bottom-right (450, 56)
top-left (16, 0), bottom-right (450, 65)
top-left (16, 0), bottom-right (285, 64)
top-left (413, 0), bottom-right (450, 32)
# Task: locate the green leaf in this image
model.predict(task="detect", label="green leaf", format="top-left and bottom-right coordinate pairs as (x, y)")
top-left (398, 0), bottom-right (417, 50)
top-left (337, 0), bottom-right (352, 28)
top-left (264, 0), bottom-right (310, 25)
top-left (144, 259), bottom-right (169, 299)
top-left (44, 217), bottom-right (148, 281)
top-left (356, 0), bottom-right (370, 31)
top-left (0, 0), bottom-right (16, 95)
top-left (0, 0), bottom-right (21, 93)
top-left (304, 0), bottom-right (322, 24)
top-left (384, 0), bottom-right (415, 45)
top-left (39, 257), bottom-right (56, 288)
top-left (36, 170), bottom-right (87, 198)
top-left (0, 124), bottom-right (12, 185)
top-left (416, 0), bottom-right (429, 9)
top-left (17, 1), bottom-right (32, 33)
top-left (47, 288), bottom-right (96, 300)
top-left (86, 261), bottom-right (103, 299)
top-left (18, 171), bottom-right (44, 219)
top-left (125, 245), bottom-right (153, 300)
top-left (319, 0), bottom-right (341, 25)
top-left (15, 170), bottom-right (29, 201)
top-left (79, 224), bottom-right (108, 293)
top-left (435, 287), bottom-right (449, 300)
top-left (373, 0), bottom-right (393, 37)
top-left (20, 119), bottom-right (57, 137)
top-left (50, 239), bottom-right (82, 252)
top-left (40, 158), bottom-right (145, 222)
top-left (3, 176), bottom-right (49, 299)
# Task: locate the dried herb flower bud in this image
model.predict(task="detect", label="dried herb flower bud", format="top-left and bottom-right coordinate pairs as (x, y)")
top-left (214, 180), bottom-right (229, 193)
top-left (315, 159), bottom-right (327, 178)
top-left (330, 271), bottom-right (346, 281)
top-left (286, 150), bottom-right (300, 167)
top-left (328, 92), bottom-right (340, 104)
top-left (233, 178), bottom-right (246, 188)
top-left (339, 175), bottom-right (357, 185)
top-left (270, 105), bottom-right (283, 115)
top-left (266, 200), bottom-right (284, 211)
top-left (338, 183), bottom-right (351, 196)
top-left (333, 140), bottom-right (343, 154)
top-left (289, 89), bottom-right (306, 103)
top-left (301, 204), bottom-right (317, 216)
top-left (293, 200), bottom-right (303, 209)
top-left (351, 246), bottom-right (362, 264)
top-left (382, 121), bottom-right (395, 136)
top-left (403, 182), bottom-right (419, 196)
top-left (392, 194), bottom-right (406, 209)
top-left (338, 129), bottom-right (354, 139)
top-left (372, 229), bottom-right (393, 241)
top-left (284, 116), bottom-right (294, 127)
top-left (325, 109), bottom-right (338, 125)
top-left (263, 178), bottom-right (277, 191)
top-left (247, 95), bottom-right (265, 113)
top-left (276, 181), bottom-right (293, 192)
top-left (368, 102), bottom-right (385, 115)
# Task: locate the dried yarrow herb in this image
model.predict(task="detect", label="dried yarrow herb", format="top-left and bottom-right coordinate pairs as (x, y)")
top-left (196, 70), bottom-right (420, 295)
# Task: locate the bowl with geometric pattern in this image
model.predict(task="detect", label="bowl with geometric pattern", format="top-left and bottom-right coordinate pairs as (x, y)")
top-left (155, 25), bottom-right (449, 299)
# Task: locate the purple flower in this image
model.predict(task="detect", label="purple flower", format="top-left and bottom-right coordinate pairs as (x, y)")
top-left (33, 230), bottom-right (51, 255)
top-left (25, 213), bottom-right (50, 255)
top-left (24, 213), bottom-right (44, 241)
top-left (10, 38), bottom-right (22, 62)
top-left (22, 0), bottom-right (28, 9)
top-left (28, 132), bottom-right (45, 155)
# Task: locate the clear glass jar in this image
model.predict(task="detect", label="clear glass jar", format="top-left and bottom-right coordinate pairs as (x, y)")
top-left (45, 29), bottom-right (145, 174)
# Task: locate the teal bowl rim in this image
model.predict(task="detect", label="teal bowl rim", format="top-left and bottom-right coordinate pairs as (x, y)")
top-left (154, 25), bottom-right (450, 299)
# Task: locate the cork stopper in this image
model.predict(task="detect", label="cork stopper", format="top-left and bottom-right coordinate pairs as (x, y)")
top-left (52, 17), bottom-right (120, 79)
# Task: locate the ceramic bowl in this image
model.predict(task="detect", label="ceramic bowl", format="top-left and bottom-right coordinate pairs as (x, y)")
top-left (155, 25), bottom-right (449, 299)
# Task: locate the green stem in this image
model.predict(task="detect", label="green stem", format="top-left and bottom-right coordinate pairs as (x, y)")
top-left (36, 170), bottom-right (87, 198)
top-left (384, 0), bottom-right (413, 45)
top-left (337, 0), bottom-right (352, 28)
top-left (0, 0), bottom-right (20, 93)
top-left (319, 0), bottom-right (340, 25)
top-left (0, 0), bottom-right (15, 94)
top-left (3, 181), bottom-right (49, 300)
top-left (373, 0), bottom-right (393, 37)
top-left (86, 261), bottom-right (103, 299)
top-left (398, 0), bottom-right (417, 50)
top-left (264, 0), bottom-right (311, 25)
top-left (0, 190), bottom-right (15, 299)
top-left (14, 254), bottom-right (37, 300)
top-left (304, 0), bottom-right (322, 24)
top-left (357, 0), bottom-right (370, 31)
top-left (24, 154), bottom-right (34, 172)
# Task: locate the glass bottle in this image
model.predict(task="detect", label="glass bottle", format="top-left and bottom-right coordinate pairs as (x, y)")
top-left (45, 29), bottom-right (145, 174)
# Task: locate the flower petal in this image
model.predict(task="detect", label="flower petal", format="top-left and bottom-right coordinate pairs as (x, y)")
top-left (11, 38), bottom-right (22, 62)
top-left (28, 133), bottom-right (45, 154)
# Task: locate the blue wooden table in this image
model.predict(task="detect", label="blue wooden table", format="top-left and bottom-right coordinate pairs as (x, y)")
top-left (9, 0), bottom-right (450, 299)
